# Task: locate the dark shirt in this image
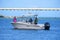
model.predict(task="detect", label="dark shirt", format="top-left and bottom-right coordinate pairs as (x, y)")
top-left (29, 18), bottom-right (33, 24)
top-left (34, 17), bottom-right (38, 24)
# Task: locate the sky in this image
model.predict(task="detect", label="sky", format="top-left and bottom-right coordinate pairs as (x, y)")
top-left (0, 0), bottom-right (60, 17)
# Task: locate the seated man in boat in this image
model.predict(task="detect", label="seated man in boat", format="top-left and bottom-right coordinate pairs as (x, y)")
top-left (34, 17), bottom-right (38, 25)
top-left (29, 18), bottom-right (33, 24)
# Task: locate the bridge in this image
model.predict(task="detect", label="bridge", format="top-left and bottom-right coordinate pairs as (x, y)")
top-left (0, 8), bottom-right (60, 11)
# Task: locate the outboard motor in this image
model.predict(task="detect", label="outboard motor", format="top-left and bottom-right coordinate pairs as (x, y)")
top-left (44, 22), bottom-right (50, 30)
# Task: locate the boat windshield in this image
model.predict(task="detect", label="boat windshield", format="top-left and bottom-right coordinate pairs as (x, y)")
top-left (16, 13), bottom-right (38, 23)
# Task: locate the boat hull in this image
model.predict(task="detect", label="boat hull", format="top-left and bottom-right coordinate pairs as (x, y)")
top-left (11, 22), bottom-right (44, 29)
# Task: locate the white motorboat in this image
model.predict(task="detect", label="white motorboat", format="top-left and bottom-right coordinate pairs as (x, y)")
top-left (11, 22), bottom-right (45, 29)
top-left (11, 13), bottom-right (50, 30)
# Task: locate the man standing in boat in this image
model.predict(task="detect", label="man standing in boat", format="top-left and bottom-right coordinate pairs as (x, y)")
top-left (13, 16), bottom-right (17, 23)
top-left (34, 15), bottom-right (38, 25)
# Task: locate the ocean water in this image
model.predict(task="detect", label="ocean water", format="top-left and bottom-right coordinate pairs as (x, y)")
top-left (0, 18), bottom-right (60, 40)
